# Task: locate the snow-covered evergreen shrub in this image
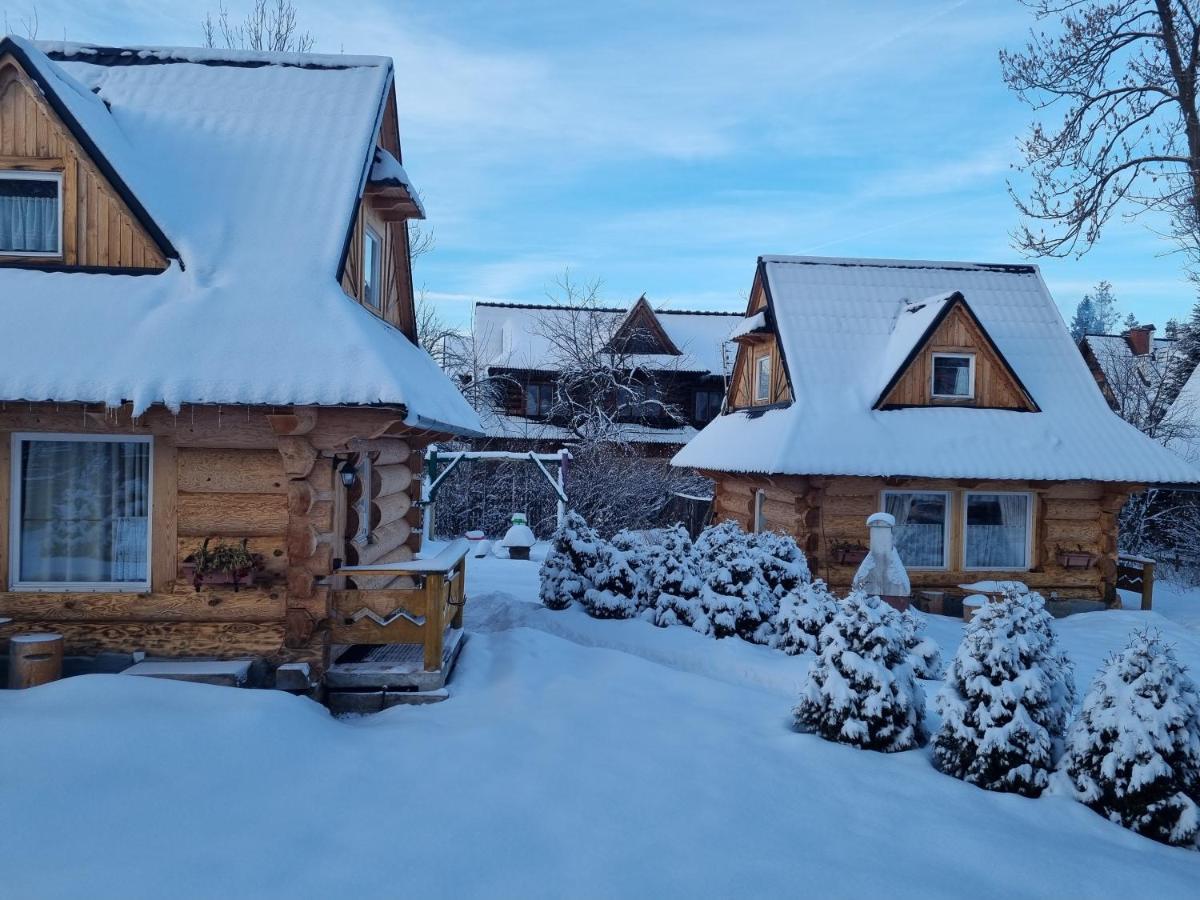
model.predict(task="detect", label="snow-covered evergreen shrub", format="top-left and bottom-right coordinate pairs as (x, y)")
top-left (581, 541), bottom-right (639, 620)
top-left (1055, 631), bottom-right (1200, 849)
top-left (932, 585), bottom-right (1075, 796)
top-left (611, 528), bottom-right (660, 613)
top-left (755, 530), bottom-right (811, 602)
top-left (900, 609), bottom-right (943, 680)
top-left (538, 511), bottom-right (602, 610)
top-left (793, 589), bottom-right (926, 752)
top-left (649, 527), bottom-right (709, 633)
top-left (693, 520), bottom-right (783, 643)
top-left (773, 580), bottom-right (839, 656)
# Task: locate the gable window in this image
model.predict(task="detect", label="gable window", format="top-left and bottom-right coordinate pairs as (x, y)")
top-left (0, 172), bottom-right (62, 257)
top-left (525, 383), bottom-right (554, 417)
top-left (694, 389), bottom-right (724, 423)
top-left (10, 434), bottom-right (152, 591)
top-left (931, 352), bottom-right (974, 399)
top-left (882, 491), bottom-right (949, 569)
top-left (964, 492), bottom-right (1032, 570)
top-left (754, 354), bottom-right (772, 403)
top-left (363, 226), bottom-right (383, 309)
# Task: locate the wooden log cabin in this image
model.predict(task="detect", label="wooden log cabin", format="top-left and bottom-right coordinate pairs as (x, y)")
top-left (0, 37), bottom-right (482, 703)
top-left (673, 256), bottom-right (1200, 603)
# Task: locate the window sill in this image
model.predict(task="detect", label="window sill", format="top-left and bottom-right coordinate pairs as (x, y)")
top-left (8, 583), bottom-right (152, 594)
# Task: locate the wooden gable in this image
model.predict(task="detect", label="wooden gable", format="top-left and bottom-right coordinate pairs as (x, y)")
top-left (339, 79), bottom-right (418, 343)
top-left (875, 295), bottom-right (1038, 411)
top-left (0, 52), bottom-right (169, 271)
top-left (727, 264), bottom-right (793, 410)
top-left (607, 295), bottom-right (680, 356)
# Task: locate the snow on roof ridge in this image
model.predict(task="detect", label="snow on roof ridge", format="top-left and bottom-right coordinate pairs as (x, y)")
top-left (474, 299), bottom-right (740, 317)
top-left (761, 254), bottom-right (1039, 274)
top-left (35, 39), bottom-right (390, 70)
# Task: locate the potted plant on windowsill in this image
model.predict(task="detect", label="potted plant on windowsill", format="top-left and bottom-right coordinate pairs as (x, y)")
top-left (1055, 545), bottom-right (1098, 570)
top-left (828, 540), bottom-right (869, 566)
top-left (182, 538), bottom-right (265, 592)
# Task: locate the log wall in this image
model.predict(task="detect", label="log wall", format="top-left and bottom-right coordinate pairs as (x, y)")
top-left (0, 403), bottom-right (432, 673)
top-left (710, 472), bottom-right (1133, 601)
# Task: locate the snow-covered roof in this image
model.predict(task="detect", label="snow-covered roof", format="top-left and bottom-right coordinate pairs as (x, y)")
top-left (1081, 332), bottom-right (1176, 389)
top-left (674, 255), bottom-right (1200, 484)
top-left (0, 37), bottom-right (480, 435)
top-left (473, 301), bottom-right (739, 375)
top-left (1167, 363), bottom-right (1200, 465)
top-left (728, 311), bottom-right (767, 340)
top-left (479, 411), bottom-right (699, 445)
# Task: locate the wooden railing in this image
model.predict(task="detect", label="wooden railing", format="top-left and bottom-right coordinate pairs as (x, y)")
top-left (333, 539), bottom-right (468, 671)
top-left (1116, 553), bottom-right (1155, 611)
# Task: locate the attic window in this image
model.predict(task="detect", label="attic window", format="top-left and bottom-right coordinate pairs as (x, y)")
top-left (754, 354), bottom-right (772, 403)
top-left (931, 353), bottom-right (974, 399)
top-left (363, 226), bottom-right (382, 310)
top-left (0, 172), bottom-right (62, 257)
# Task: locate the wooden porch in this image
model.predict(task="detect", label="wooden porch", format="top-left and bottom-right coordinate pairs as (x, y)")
top-left (325, 539), bottom-right (469, 712)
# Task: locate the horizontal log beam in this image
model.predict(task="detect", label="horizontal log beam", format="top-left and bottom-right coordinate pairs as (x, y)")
top-left (0, 589), bottom-right (286, 623)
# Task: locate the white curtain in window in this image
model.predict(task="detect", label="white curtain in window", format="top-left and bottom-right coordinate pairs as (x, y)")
top-left (965, 493), bottom-right (1029, 569)
top-left (885, 492), bottom-right (945, 567)
top-left (0, 187), bottom-right (57, 252)
top-left (18, 440), bottom-right (150, 584)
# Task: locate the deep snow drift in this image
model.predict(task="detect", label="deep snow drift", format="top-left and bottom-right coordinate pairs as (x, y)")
top-left (1, 550), bottom-right (1199, 898)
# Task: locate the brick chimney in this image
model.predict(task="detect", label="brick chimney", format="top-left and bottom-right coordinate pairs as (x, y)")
top-left (1123, 324), bottom-right (1155, 356)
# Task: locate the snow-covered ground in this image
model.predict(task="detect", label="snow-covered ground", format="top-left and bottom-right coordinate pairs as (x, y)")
top-left (2, 547), bottom-right (1199, 898)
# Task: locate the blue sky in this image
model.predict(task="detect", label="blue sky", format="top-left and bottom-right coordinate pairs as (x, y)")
top-left (15, 0), bottom-right (1199, 329)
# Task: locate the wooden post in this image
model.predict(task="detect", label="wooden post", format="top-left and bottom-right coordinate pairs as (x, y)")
top-left (1141, 559), bottom-right (1155, 611)
top-left (556, 449), bottom-right (569, 528)
top-left (8, 633), bottom-right (64, 689)
top-left (423, 573), bottom-right (445, 671)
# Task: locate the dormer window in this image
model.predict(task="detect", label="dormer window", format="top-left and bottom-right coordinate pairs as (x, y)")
top-left (363, 225), bottom-right (382, 309)
top-left (754, 354), bottom-right (772, 403)
top-left (0, 172), bottom-right (62, 257)
top-left (931, 352), bottom-right (974, 400)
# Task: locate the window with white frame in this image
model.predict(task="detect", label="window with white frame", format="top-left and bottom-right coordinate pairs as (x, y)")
top-left (931, 352), bottom-right (974, 399)
top-left (10, 434), bottom-right (152, 590)
top-left (963, 492), bottom-right (1032, 570)
top-left (0, 171), bottom-right (62, 256)
top-left (754, 354), bottom-right (772, 403)
top-left (882, 491), bottom-right (949, 568)
top-left (363, 225), bottom-right (383, 309)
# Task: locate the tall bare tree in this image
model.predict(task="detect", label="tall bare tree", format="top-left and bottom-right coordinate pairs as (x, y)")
top-left (1002, 1), bottom-right (1200, 260)
top-left (202, 0), bottom-right (314, 53)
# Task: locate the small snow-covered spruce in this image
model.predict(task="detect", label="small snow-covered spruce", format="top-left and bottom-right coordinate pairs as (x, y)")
top-left (611, 528), bottom-right (660, 613)
top-left (755, 529), bottom-right (812, 601)
top-left (899, 609), bottom-right (943, 680)
top-left (773, 580), bottom-right (839, 656)
top-left (932, 585), bottom-right (1075, 797)
top-left (581, 541), bottom-right (639, 620)
top-left (538, 511), bottom-right (601, 611)
top-left (1055, 631), bottom-right (1200, 849)
top-left (650, 526), bottom-right (709, 633)
top-left (793, 589), bottom-right (926, 752)
top-left (694, 520), bottom-right (775, 642)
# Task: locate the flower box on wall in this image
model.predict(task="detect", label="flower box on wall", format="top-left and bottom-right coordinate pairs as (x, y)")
top-left (1055, 548), bottom-right (1098, 570)
top-left (830, 544), bottom-right (869, 566)
top-left (182, 538), bottom-right (265, 592)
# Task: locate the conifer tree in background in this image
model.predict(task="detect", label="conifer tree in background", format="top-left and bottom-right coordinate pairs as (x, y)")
top-left (538, 511), bottom-right (601, 610)
top-left (932, 585), bottom-right (1075, 796)
top-left (1069, 295), bottom-right (1098, 341)
top-left (1056, 631), bottom-right (1200, 849)
top-left (1123, 312), bottom-right (1139, 330)
top-left (793, 590), bottom-right (926, 752)
top-left (1164, 297), bottom-right (1200, 404)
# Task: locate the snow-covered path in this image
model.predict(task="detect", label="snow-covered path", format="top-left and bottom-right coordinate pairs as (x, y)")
top-left (1, 553), bottom-right (1198, 898)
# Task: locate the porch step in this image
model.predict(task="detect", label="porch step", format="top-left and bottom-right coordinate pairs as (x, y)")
top-left (324, 628), bottom-right (466, 706)
top-left (123, 658), bottom-right (253, 687)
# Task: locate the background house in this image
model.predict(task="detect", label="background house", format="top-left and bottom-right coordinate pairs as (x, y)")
top-left (674, 255), bottom-right (1200, 602)
top-left (0, 37), bottom-right (480, 701)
